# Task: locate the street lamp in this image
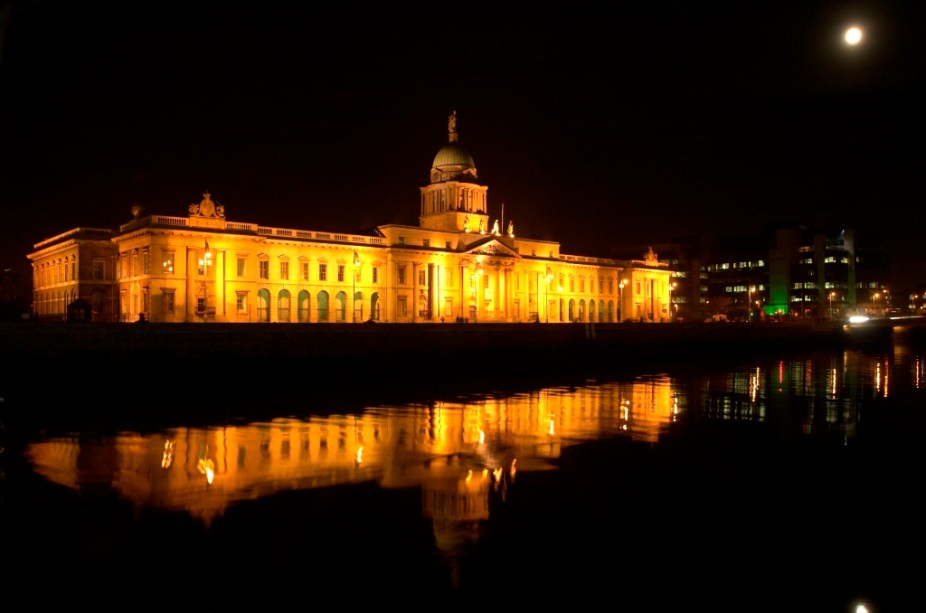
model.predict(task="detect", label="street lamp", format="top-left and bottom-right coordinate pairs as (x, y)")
top-left (829, 291), bottom-right (836, 319)
top-left (668, 281), bottom-right (677, 322)
top-left (619, 279), bottom-right (625, 322)
top-left (544, 267), bottom-right (553, 323)
top-left (352, 250), bottom-right (360, 322)
top-left (198, 240), bottom-right (212, 320)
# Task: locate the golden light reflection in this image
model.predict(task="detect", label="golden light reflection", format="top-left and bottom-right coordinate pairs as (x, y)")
top-left (197, 457), bottom-right (215, 485)
top-left (25, 376), bottom-right (681, 527)
top-left (161, 440), bottom-right (174, 469)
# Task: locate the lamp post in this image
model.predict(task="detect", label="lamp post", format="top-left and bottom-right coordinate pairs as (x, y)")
top-left (619, 279), bottom-right (625, 323)
top-left (829, 291), bottom-right (836, 319)
top-left (352, 250), bottom-right (360, 323)
top-left (198, 240), bottom-right (212, 320)
top-left (544, 267), bottom-right (553, 323)
top-left (668, 281), bottom-right (676, 322)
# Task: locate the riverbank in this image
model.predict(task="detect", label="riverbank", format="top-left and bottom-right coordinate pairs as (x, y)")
top-left (1, 319), bottom-right (856, 363)
top-left (0, 319), bottom-right (903, 431)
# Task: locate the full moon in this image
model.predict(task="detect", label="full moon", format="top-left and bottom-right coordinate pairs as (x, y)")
top-left (844, 26), bottom-right (863, 45)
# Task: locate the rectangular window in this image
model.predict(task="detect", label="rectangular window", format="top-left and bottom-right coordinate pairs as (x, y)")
top-left (398, 236), bottom-right (406, 244)
top-left (259, 260), bottom-right (269, 279)
top-left (236, 292), bottom-right (247, 313)
top-left (445, 241), bottom-right (451, 249)
top-left (372, 267), bottom-right (379, 284)
top-left (398, 266), bottom-right (406, 285)
top-left (398, 296), bottom-right (407, 316)
top-left (143, 249), bottom-right (150, 275)
top-left (237, 257), bottom-right (246, 277)
top-left (319, 263), bottom-right (327, 281)
top-left (423, 239), bottom-right (430, 247)
top-left (161, 251), bottom-right (174, 275)
top-left (418, 270), bottom-right (426, 286)
top-left (93, 259), bottom-right (105, 280)
top-left (280, 261), bottom-right (289, 280)
top-left (580, 278), bottom-right (585, 293)
top-left (302, 262), bottom-right (309, 281)
top-left (162, 290), bottom-right (175, 313)
top-left (132, 251), bottom-right (138, 277)
top-left (337, 265), bottom-right (345, 282)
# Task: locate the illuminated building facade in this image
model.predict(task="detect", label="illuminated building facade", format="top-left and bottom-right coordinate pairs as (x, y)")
top-left (28, 112), bottom-right (672, 323)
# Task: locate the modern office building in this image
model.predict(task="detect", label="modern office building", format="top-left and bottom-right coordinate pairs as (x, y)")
top-left (28, 113), bottom-right (673, 324)
top-left (637, 224), bottom-right (891, 322)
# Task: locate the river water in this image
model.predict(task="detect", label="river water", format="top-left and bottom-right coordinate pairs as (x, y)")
top-left (2, 339), bottom-right (923, 612)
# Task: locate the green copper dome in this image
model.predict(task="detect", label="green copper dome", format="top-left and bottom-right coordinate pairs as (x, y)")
top-left (429, 111), bottom-right (479, 184)
top-left (432, 143), bottom-right (475, 169)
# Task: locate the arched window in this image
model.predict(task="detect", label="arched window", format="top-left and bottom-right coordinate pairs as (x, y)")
top-left (317, 291), bottom-right (329, 322)
top-left (335, 291), bottom-right (347, 322)
top-left (278, 289), bottom-right (291, 322)
top-left (371, 292), bottom-right (381, 321)
top-left (354, 290), bottom-right (363, 322)
top-left (257, 289), bottom-right (271, 322)
top-left (298, 290), bottom-right (311, 322)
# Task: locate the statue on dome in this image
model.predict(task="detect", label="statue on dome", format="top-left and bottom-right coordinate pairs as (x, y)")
top-left (448, 110), bottom-right (458, 143)
top-left (507, 221), bottom-right (515, 238)
top-left (479, 218), bottom-right (485, 234)
top-left (492, 220), bottom-right (500, 236)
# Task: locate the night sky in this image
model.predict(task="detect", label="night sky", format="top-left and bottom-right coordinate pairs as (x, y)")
top-left (1, 2), bottom-right (923, 292)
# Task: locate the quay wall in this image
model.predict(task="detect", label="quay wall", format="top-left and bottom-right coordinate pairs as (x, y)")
top-left (1, 319), bottom-right (862, 365)
top-left (0, 320), bottom-right (902, 429)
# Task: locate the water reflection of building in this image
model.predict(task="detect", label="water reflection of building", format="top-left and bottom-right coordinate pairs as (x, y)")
top-left (689, 350), bottom-right (896, 445)
top-left (26, 379), bottom-right (677, 534)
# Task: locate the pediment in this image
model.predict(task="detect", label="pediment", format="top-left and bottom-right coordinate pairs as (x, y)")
top-left (463, 237), bottom-right (520, 258)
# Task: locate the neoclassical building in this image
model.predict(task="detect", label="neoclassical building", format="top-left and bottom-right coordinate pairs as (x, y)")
top-left (28, 112), bottom-right (673, 324)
